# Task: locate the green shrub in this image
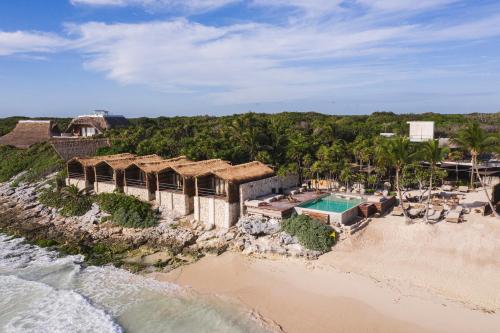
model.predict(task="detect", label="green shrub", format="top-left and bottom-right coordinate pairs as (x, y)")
top-left (0, 143), bottom-right (64, 183)
top-left (39, 185), bottom-right (92, 217)
top-left (94, 192), bottom-right (158, 228)
top-left (281, 215), bottom-right (336, 252)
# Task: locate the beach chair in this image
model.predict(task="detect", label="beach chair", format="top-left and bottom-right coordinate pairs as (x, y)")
top-left (446, 211), bottom-right (462, 223)
top-left (427, 207), bottom-right (444, 221)
top-left (458, 186), bottom-right (469, 193)
top-left (391, 206), bottom-right (405, 216)
top-left (442, 185), bottom-right (453, 192)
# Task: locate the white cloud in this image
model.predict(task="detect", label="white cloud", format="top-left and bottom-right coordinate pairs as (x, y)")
top-left (4, 0), bottom-right (500, 106)
top-left (70, 0), bottom-right (238, 13)
top-left (0, 31), bottom-right (66, 56)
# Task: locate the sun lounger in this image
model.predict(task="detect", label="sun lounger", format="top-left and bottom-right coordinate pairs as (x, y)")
top-left (391, 206), bottom-right (405, 216)
top-left (427, 209), bottom-right (444, 221)
top-left (446, 211), bottom-right (462, 223)
top-left (458, 186), bottom-right (469, 193)
top-left (442, 185), bottom-right (453, 192)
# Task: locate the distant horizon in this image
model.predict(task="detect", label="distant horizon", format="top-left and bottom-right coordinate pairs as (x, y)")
top-left (1, 1), bottom-right (500, 117)
top-left (1, 109), bottom-right (499, 120)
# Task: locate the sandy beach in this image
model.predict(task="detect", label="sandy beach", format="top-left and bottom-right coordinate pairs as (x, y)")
top-left (153, 189), bottom-right (500, 333)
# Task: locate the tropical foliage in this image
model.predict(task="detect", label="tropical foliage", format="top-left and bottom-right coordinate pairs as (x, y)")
top-left (39, 184), bottom-right (92, 217)
top-left (94, 192), bottom-right (158, 228)
top-left (281, 215), bottom-right (336, 252)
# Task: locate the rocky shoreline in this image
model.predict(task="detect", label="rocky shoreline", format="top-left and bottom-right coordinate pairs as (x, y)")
top-left (0, 175), bottom-right (320, 273)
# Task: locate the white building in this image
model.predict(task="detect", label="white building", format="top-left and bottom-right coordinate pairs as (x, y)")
top-left (407, 121), bottom-right (434, 142)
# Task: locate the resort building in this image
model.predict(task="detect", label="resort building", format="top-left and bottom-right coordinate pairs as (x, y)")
top-left (407, 121), bottom-right (434, 142)
top-left (125, 156), bottom-right (193, 205)
top-left (66, 110), bottom-right (130, 137)
top-left (66, 153), bottom-right (283, 229)
top-left (66, 153), bottom-right (135, 192)
top-left (0, 120), bottom-right (61, 149)
top-left (194, 161), bottom-right (275, 229)
top-left (150, 159), bottom-right (230, 216)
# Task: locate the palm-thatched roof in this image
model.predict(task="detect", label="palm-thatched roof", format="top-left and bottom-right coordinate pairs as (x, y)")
top-left (134, 156), bottom-right (192, 173)
top-left (71, 153), bottom-right (136, 167)
top-left (0, 120), bottom-right (60, 149)
top-left (66, 114), bottom-right (130, 133)
top-left (198, 161), bottom-right (275, 184)
top-left (102, 154), bottom-right (163, 170)
top-left (173, 159), bottom-right (231, 178)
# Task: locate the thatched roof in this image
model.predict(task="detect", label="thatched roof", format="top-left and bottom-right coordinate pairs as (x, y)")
top-left (103, 154), bottom-right (163, 170)
top-left (134, 156), bottom-right (192, 173)
top-left (173, 159), bottom-right (231, 178)
top-left (66, 114), bottom-right (130, 133)
top-left (71, 153), bottom-right (136, 167)
top-left (0, 120), bottom-right (60, 149)
top-left (198, 161), bottom-right (275, 184)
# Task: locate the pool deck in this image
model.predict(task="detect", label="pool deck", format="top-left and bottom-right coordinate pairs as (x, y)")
top-left (245, 191), bottom-right (327, 219)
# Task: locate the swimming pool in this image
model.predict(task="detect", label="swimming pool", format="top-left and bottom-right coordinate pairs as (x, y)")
top-left (295, 194), bottom-right (364, 225)
top-left (299, 194), bottom-right (363, 213)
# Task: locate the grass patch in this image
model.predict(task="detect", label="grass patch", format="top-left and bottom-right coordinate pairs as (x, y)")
top-left (281, 215), bottom-right (336, 252)
top-left (94, 192), bottom-right (158, 228)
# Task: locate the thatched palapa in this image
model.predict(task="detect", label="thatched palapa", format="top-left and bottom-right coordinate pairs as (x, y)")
top-left (0, 120), bottom-right (60, 149)
top-left (135, 156), bottom-right (192, 173)
top-left (172, 159), bottom-right (231, 178)
top-left (199, 161), bottom-right (274, 184)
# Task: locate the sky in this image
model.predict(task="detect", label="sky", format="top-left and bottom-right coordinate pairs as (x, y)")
top-left (1, 0), bottom-right (500, 118)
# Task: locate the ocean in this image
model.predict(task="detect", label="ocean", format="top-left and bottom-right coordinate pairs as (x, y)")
top-left (0, 234), bottom-right (269, 333)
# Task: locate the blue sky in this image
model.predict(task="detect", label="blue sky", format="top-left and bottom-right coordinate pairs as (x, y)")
top-left (1, 0), bottom-right (500, 118)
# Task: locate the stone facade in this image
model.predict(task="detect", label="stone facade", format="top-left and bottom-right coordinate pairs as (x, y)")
top-left (66, 178), bottom-right (89, 191)
top-left (156, 191), bottom-right (193, 216)
top-left (194, 196), bottom-right (240, 229)
top-left (124, 186), bottom-right (153, 202)
top-left (94, 182), bottom-right (116, 194)
top-left (239, 175), bottom-right (299, 216)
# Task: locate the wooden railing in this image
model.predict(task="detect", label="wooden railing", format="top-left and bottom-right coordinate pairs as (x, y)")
top-left (126, 178), bottom-right (147, 188)
top-left (96, 174), bottom-right (114, 183)
top-left (197, 187), bottom-right (226, 197)
top-left (158, 183), bottom-right (183, 191)
top-left (68, 172), bottom-right (85, 180)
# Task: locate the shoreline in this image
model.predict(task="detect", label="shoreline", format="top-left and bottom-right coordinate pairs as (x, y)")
top-left (2, 178), bottom-right (500, 333)
top-left (152, 252), bottom-right (500, 333)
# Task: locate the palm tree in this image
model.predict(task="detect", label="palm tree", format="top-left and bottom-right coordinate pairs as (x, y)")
top-left (420, 140), bottom-right (449, 222)
top-left (452, 123), bottom-right (499, 218)
top-left (380, 136), bottom-right (416, 218)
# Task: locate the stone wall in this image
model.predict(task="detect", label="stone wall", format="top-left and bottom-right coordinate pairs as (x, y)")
top-left (156, 191), bottom-right (192, 216)
top-left (66, 178), bottom-right (89, 191)
top-left (51, 138), bottom-right (110, 161)
top-left (194, 196), bottom-right (240, 229)
top-left (124, 186), bottom-right (153, 202)
top-left (239, 174), bottom-right (299, 216)
top-left (94, 182), bottom-right (116, 194)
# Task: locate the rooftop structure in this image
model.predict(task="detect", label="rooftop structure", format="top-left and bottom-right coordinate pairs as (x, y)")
top-left (66, 110), bottom-right (130, 137)
top-left (0, 120), bottom-right (60, 149)
top-left (407, 121), bottom-right (434, 142)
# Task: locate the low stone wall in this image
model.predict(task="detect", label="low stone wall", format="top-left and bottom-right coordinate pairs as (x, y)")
top-left (51, 138), bottom-right (110, 161)
top-left (94, 182), bottom-right (116, 194)
top-left (156, 191), bottom-right (192, 216)
top-left (66, 178), bottom-right (89, 191)
top-left (239, 174), bottom-right (299, 216)
top-left (124, 186), bottom-right (153, 202)
top-left (194, 196), bottom-right (239, 229)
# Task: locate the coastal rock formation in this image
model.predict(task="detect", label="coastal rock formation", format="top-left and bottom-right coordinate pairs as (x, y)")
top-left (0, 174), bottom-right (323, 274)
top-left (236, 215), bottom-right (281, 236)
